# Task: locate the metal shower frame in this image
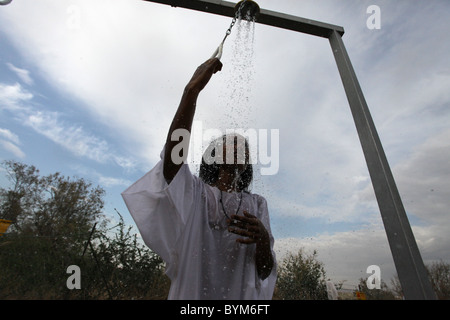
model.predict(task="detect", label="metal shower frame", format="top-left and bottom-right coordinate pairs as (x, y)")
top-left (143, 0), bottom-right (436, 300)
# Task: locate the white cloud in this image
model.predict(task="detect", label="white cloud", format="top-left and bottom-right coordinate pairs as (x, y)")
top-left (23, 110), bottom-right (136, 169)
top-left (0, 82), bottom-right (33, 110)
top-left (0, 128), bottom-right (20, 145)
top-left (274, 226), bottom-right (395, 288)
top-left (26, 111), bottom-right (107, 159)
top-left (69, 163), bottom-right (133, 189)
top-left (393, 129), bottom-right (450, 225)
top-left (274, 220), bottom-right (450, 289)
top-left (357, 128), bottom-right (450, 228)
top-left (0, 128), bottom-right (25, 158)
top-left (0, 139), bottom-right (25, 159)
top-left (0, 81), bottom-right (136, 170)
top-left (98, 176), bottom-right (132, 188)
top-left (6, 63), bottom-right (34, 85)
top-left (0, 0), bottom-right (227, 167)
top-left (274, 128), bottom-right (450, 286)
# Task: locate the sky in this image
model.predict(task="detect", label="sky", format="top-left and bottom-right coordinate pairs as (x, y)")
top-left (1, 0), bottom-right (449, 291)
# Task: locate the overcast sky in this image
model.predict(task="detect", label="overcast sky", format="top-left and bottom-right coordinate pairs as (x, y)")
top-left (1, 0), bottom-right (449, 291)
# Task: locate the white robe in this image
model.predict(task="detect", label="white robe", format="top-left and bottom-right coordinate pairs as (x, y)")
top-left (121, 149), bottom-right (277, 300)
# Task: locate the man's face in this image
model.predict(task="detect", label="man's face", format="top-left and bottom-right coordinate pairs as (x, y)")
top-left (221, 136), bottom-right (249, 174)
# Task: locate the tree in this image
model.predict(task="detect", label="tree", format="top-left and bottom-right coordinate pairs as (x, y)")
top-left (0, 160), bottom-right (106, 298)
top-left (275, 249), bottom-right (328, 300)
top-left (85, 210), bottom-right (170, 300)
top-left (0, 160), bottom-right (105, 242)
top-left (427, 260), bottom-right (450, 300)
top-left (0, 160), bottom-right (169, 299)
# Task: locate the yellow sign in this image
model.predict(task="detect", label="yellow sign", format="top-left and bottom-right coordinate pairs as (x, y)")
top-left (0, 219), bottom-right (12, 236)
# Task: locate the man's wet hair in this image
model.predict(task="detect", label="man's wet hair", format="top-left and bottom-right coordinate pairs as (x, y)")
top-left (199, 134), bottom-right (253, 192)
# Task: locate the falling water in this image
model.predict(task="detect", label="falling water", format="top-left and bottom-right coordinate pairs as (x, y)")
top-left (198, 15), bottom-right (258, 187)
top-left (218, 16), bottom-right (259, 193)
top-left (218, 16), bottom-right (256, 130)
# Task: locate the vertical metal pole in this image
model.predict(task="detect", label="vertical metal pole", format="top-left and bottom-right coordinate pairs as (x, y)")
top-left (328, 30), bottom-right (436, 300)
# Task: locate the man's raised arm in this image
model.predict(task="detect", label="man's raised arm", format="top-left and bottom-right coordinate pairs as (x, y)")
top-left (163, 58), bottom-right (222, 182)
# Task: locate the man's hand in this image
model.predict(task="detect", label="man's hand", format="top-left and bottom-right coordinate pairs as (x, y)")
top-left (228, 210), bottom-right (269, 245)
top-left (228, 210), bottom-right (274, 279)
top-left (185, 58), bottom-right (223, 94)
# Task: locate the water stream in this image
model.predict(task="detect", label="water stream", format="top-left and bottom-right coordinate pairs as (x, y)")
top-left (218, 17), bottom-right (256, 131)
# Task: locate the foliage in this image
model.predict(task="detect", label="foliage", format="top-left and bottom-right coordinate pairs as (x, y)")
top-left (0, 160), bottom-right (169, 299)
top-left (274, 249), bottom-right (328, 300)
top-left (427, 260), bottom-right (450, 300)
top-left (83, 211), bottom-right (170, 300)
top-left (0, 160), bottom-right (105, 241)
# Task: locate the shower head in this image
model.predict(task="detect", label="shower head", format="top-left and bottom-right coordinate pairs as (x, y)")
top-left (235, 0), bottom-right (260, 21)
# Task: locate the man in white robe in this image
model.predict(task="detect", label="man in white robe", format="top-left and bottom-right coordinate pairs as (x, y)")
top-left (122, 58), bottom-right (276, 299)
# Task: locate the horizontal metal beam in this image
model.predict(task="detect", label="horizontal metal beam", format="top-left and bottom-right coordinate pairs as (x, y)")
top-left (142, 0), bottom-right (344, 38)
